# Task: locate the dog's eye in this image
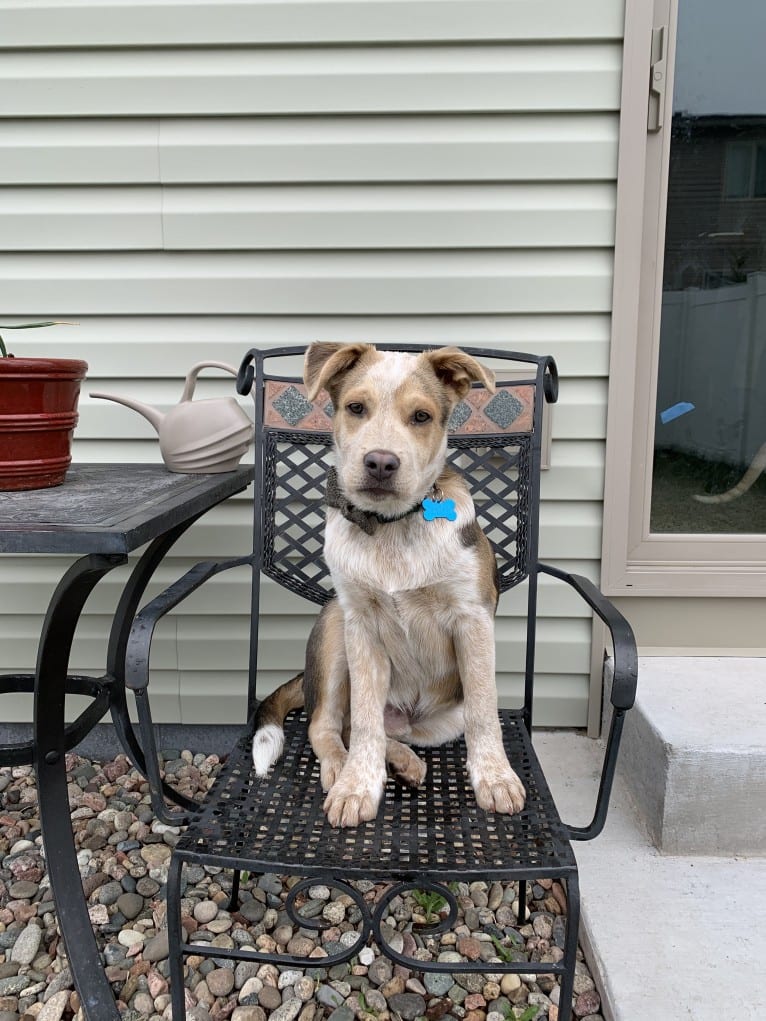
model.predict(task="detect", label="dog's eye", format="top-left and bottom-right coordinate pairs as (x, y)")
top-left (347, 402), bottom-right (365, 416)
top-left (412, 410), bottom-right (432, 424)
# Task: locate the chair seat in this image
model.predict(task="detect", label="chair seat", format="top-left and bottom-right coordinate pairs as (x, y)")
top-left (174, 708), bottom-right (577, 882)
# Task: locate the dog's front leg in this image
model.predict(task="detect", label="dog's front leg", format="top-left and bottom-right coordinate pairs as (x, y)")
top-left (323, 612), bottom-right (389, 828)
top-left (455, 611), bottom-right (526, 815)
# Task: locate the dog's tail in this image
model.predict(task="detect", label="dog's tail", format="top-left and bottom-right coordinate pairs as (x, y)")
top-left (251, 672), bottom-right (305, 776)
top-left (693, 440), bottom-right (766, 504)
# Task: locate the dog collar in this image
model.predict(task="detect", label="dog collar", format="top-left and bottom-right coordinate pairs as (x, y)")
top-left (325, 468), bottom-right (455, 535)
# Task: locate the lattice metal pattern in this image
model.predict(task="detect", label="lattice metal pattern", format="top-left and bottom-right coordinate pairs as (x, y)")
top-left (262, 430), bottom-right (334, 605)
top-left (448, 436), bottom-right (530, 592)
top-left (261, 431), bottom-right (532, 604)
top-left (176, 708), bottom-right (575, 881)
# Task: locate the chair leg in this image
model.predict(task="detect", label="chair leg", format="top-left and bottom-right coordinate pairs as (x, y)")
top-left (167, 856), bottom-right (187, 1021)
top-left (517, 879), bottom-right (528, 926)
top-left (227, 869), bottom-right (242, 912)
top-left (557, 872), bottom-right (581, 1021)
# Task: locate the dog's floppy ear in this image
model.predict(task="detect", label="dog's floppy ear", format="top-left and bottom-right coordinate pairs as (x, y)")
top-left (304, 342), bottom-right (373, 402)
top-left (423, 347), bottom-right (495, 400)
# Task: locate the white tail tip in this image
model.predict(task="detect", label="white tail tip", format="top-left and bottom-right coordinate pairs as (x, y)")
top-left (251, 723), bottom-right (284, 776)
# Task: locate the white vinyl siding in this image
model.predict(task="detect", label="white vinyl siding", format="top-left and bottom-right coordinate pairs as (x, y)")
top-left (0, 0), bottom-right (623, 729)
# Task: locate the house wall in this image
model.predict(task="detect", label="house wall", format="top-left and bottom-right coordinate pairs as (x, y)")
top-left (0, 0), bottom-right (624, 729)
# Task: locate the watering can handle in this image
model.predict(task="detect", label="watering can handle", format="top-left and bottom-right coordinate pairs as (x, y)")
top-left (180, 361), bottom-right (240, 403)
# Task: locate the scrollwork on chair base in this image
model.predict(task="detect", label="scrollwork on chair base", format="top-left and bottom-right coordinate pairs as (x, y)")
top-left (198, 874), bottom-right (567, 979)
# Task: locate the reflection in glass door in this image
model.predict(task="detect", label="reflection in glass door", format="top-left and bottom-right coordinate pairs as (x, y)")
top-left (650, 0), bottom-right (766, 534)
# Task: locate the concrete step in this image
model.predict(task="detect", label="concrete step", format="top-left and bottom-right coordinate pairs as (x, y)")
top-left (606, 657), bottom-right (766, 855)
top-left (534, 729), bottom-right (766, 1021)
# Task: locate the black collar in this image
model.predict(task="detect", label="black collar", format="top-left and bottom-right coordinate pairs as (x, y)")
top-left (325, 467), bottom-right (424, 535)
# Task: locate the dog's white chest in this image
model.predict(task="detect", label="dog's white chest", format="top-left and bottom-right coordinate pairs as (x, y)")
top-left (325, 512), bottom-right (471, 595)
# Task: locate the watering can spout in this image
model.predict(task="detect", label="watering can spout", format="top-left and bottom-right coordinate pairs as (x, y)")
top-left (90, 391), bottom-right (164, 432)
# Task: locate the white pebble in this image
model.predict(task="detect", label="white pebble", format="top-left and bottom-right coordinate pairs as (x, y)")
top-left (238, 977), bottom-right (263, 1001)
top-left (36, 989), bottom-right (70, 1021)
top-left (193, 900), bottom-right (219, 924)
top-left (206, 917), bottom-right (233, 934)
top-left (294, 977), bottom-right (315, 1002)
top-left (278, 970), bottom-right (304, 990)
top-left (358, 947), bottom-right (376, 966)
top-left (151, 821), bottom-right (181, 836)
top-left (10, 839), bottom-right (35, 855)
top-left (322, 901), bottom-right (345, 925)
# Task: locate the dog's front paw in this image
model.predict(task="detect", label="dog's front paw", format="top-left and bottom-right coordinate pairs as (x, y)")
top-left (323, 766), bottom-right (385, 828)
top-left (319, 751), bottom-right (347, 793)
top-left (468, 758), bottom-right (526, 815)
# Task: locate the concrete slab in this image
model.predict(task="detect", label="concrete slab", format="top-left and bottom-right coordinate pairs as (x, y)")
top-left (610, 657), bottom-right (766, 854)
top-left (533, 729), bottom-right (766, 1021)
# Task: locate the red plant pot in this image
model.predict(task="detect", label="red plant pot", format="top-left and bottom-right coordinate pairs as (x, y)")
top-left (0, 357), bottom-right (88, 491)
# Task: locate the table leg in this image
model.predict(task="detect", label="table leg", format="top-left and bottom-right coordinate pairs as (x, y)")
top-left (33, 553), bottom-right (126, 1021)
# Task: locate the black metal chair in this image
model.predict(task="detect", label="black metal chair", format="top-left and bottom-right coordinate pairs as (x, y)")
top-left (125, 344), bottom-right (637, 1021)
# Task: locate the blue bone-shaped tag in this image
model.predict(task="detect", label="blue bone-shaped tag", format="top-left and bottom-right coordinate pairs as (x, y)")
top-left (422, 496), bottom-right (457, 522)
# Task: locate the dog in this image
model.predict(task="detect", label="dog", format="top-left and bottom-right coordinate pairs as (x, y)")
top-left (251, 342), bottom-right (526, 828)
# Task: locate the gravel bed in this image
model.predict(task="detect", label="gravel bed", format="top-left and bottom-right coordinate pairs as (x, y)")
top-left (0, 752), bottom-right (604, 1021)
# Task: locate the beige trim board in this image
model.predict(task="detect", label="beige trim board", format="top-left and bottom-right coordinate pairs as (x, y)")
top-left (610, 596), bottom-right (766, 654)
top-left (638, 648), bottom-right (766, 657)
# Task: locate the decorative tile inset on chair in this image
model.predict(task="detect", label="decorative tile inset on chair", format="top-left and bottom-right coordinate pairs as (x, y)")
top-left (271, 386), bottom-right (315, 427)
top-left (453, 386), bottom-right (534, 435)
top-left (448, 402), bottom-right (473, 432)
top-left (484, 390), bottom-right (524, 430)
top-left (264, 382), bottom-right (334, 433)
top-left (264, 380), bottom-right (534, 435)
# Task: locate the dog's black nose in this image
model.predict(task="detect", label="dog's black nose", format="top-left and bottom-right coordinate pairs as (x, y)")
top-left (363, 449), bottom-right (400, 481)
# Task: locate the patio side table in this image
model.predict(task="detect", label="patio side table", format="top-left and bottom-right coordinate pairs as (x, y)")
top-left (0, 463), bottom-right (253, 1021)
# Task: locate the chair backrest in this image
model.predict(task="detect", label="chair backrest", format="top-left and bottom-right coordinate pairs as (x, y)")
top-left (237, 344), bottom-right (558, 720)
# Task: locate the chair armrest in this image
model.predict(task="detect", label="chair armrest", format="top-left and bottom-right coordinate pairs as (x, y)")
top-left (126, 555), bottom-right (252, 691)
top-left (124, 554), bottom-right (251, 825)
top-left (537, 563), bottom-right (637, 710)
top-left (536, 562), bottom-right (638, 840)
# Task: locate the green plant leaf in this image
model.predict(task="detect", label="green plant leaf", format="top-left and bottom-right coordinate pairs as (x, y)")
top-left (0, 321), bottom-right (78, 357)
top-left (0, 321), bottom-right (77, 329)
top-left (411, 888), bottom-right (447, 920)
top-left (489, 933), bottom-right (514, 963)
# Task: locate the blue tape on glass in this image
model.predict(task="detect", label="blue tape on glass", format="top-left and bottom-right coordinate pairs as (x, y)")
top-left (660, 401), bottom-right (695, 425)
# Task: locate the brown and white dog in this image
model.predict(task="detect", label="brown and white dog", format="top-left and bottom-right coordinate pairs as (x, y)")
top-left (251, 342), bottom-right (526, 828)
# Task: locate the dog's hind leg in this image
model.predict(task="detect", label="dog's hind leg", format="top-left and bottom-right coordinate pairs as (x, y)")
top-left (408, 702), bottom-right (466, 746)
top-left (386, 739), bottom-right (426, 787)
top-left (309, 707), bottom-right (348, 793)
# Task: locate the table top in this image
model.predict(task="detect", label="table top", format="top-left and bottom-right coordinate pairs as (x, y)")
top-left (0, 464), bottom-right (253, 555)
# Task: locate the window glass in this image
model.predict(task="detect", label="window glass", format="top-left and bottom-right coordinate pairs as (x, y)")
top-left (754, 144), bottom-right (766, 198)
top-left (650, 0), bottom-right (766, 534)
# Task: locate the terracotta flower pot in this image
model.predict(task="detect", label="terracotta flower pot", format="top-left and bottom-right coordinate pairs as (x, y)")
top-left (0, 357), bottom-right (88, 491)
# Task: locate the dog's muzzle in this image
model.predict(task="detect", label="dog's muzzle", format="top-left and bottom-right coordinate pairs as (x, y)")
top-left (363, 449), bottom-right (400, 484)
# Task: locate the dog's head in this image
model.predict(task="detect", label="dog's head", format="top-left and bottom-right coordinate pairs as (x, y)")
top-left (305, 343), bottom-right (494, 515)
